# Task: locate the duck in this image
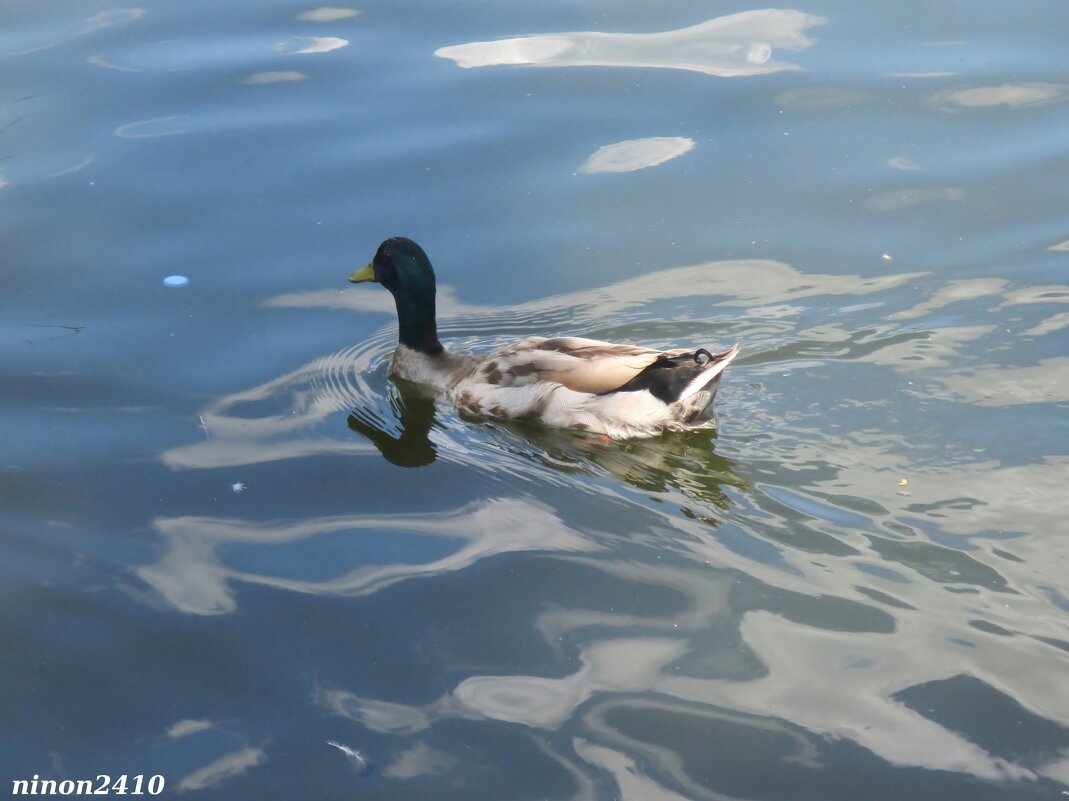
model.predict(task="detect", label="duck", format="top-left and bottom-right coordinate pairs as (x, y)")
top-left (348, 237), bottom-right (739, 440)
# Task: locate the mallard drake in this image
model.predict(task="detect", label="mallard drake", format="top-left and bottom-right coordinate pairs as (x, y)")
top-left (348, 237), bottom-right (739, 439)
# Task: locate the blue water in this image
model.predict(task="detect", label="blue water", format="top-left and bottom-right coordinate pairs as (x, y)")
top-left (3, 1), bottom-right (1069, 798)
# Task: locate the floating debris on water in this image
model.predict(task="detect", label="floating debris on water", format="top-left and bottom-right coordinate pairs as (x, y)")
top-left (327, 740), bottom-right (368, 771)
top-left (163, 275), bottom-right (189, 287)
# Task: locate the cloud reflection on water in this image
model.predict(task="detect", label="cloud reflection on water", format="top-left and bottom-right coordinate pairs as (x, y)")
top-left (150, 252), bottom-right (1069, 793)
top-left (113, 115), bottom-right (189, 138)
top-left (138, 498), bottom-right (597, 615)
top-left (864, 186), bottom-right (963, 211)
top-left (313, 534), bottom-right (1069, 784)
top-left (927, 82), bottom-right (1068, 111)
top-left (887, 155), bottom-right (919, 170)
top-left (2, 7), bottom-right (144, 58)
top-left (382, 742), bottom-right (455, 780)
top-left (275, 35), bottom-right (348, 55)
top-left (241, 70), bottom-right (308, 85)
top-left (573, 739), bottom-right (692, 801)
top-left (298, 7), bottom-right (360, 22)
top-left (435, 9), bottom-right (825, 78)
top-left (177, 747), bottom-right (266, 792)
top-left (579, 137), bottom-right (694, 174)
top-left (933, 359), bottom-right (1069, 406)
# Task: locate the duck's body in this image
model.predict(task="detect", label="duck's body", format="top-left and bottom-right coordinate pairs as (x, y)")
top-left (350, 238), bottom-right (738, 439)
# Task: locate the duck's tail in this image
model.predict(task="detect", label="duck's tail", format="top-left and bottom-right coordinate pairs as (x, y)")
top-left (678, 344), bottom-right (740, 401)
top-left (670, 343), bottom-right (740, 421)
top-left (608, 343), bottom-right (739, 418)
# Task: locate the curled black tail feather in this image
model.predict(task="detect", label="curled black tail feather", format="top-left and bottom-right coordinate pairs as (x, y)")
top-left (608, 349), bottom-right (727, 404)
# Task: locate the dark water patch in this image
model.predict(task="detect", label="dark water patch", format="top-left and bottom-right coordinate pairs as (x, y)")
top-left (968, 619), bottom-right (1015, 637)
top-left (744, 586), bottom-right (897, 635)
top-left (865, 536), bottom-right (1014, 592)
top-left (855, 585), bottom-right (917, 611)
top-left (592, 696), bottom-right (1055, 801)
top-left (894, 674), bottom-right (1069, 769)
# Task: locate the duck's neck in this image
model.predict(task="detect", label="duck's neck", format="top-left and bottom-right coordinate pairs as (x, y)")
top-left (394, 292), bottom-right (443, 356)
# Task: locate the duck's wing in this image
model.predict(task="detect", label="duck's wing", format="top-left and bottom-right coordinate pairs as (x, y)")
top-left (474, 336), bottom-right (688, 395)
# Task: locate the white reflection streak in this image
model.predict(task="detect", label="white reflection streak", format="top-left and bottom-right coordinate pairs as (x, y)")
top-left (1021, 311), bottom-right (1069, 337)
top-left (656, 612), bottom-right (1033, 781)
top-left (927, 82), bottom-right (1068, 111)
top-left (864, 187), bottom-right (963, 211)
top-left (310, 509), bottom-right (1069, 783)
top-left (862, 324), bottom-right (996, 370)
top-left (114, 115), bottom-right (189, 138)
top-left (933, 359), bottom-right (1069, 406)
top-left (138, 498), bottom-right (597, 615)
top-left (162, 354), bottom-right (376, 470)
top-left (534, 556), bottom-right (1069, 779)
top-left (87, 53), bottom-right (144, 72)
top-left (887, 156), bottom-right (918, 170)
top-left (579, 137), bottom-right (694, 174)
top-left (555, 562), bottom-right (1065, 778)
top-left (270, 259), bottom-right (926, 318)
top-left (435, 9), bottom-right (826, 78)
top-left (319, 693), bottom-right (432, 734)
top-left (83, 8), bottom-right (146, 33)
top-left (320, 637), bottom-right (687, 730)
top-left (453, 638), bottom-right (687, 728)
top-left (50, 156), bottom-right (96, 177)
top-left (319, 612), bottom-right (1048, 780)
top-left (582, 698), bottom-right (823, 799)
top-left (382, 742), bottom-right (454, 779)
top-left (178, 747), bottom-right (265, 792)
top-left (275, 36), bottom-right (348, 55)
top-left (888, 278), bottom-right (1007, 320)
top-left (4, 8), bottom-right (144, 58)
top-left (573, 739), bottom-right (692, 801)
top-left (242, 71), bottom-right (308, 84)
top-left (298, 7), bottom-right (360, 22)
top-left (1002, 284), bottom-right (1069, 305)
top-left (167, 719), bottom-right (215, 739)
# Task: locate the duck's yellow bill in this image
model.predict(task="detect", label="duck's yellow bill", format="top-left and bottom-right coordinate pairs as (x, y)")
top-left (348, 263), bottom-right (375, 283)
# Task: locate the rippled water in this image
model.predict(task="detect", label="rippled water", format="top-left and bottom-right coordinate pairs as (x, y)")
top-left (4, 1), bottom-right (1069, 798)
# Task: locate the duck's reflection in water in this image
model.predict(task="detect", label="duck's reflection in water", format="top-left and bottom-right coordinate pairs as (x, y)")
top-left (346, 379), bottom-right (438, 468)
top-left (342, 372), bottom-right (746, 528)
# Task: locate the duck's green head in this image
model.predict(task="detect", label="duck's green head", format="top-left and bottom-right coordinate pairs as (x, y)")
top-left (349, 237), bottom-right (442, 355)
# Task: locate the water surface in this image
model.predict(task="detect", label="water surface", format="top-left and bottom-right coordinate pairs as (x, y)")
top-left (3, 1), bottom-right (1069, 798)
